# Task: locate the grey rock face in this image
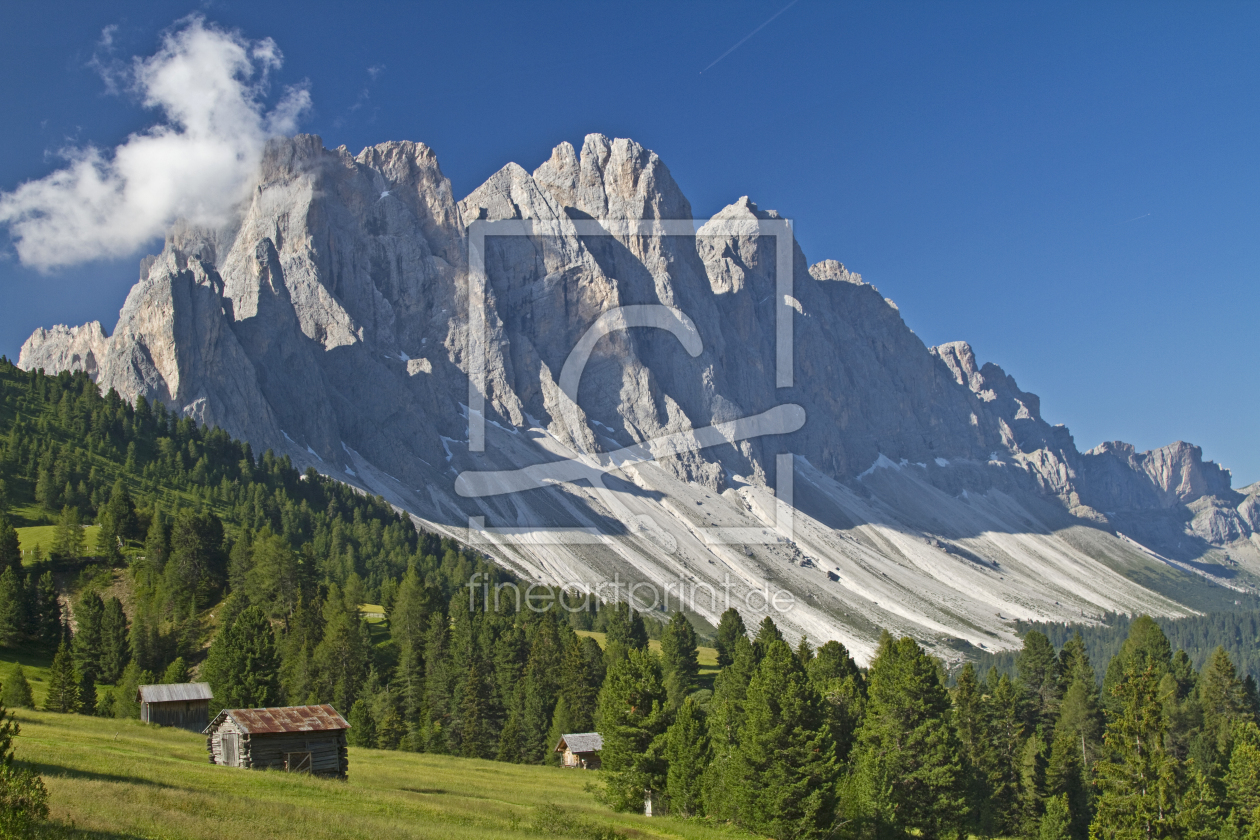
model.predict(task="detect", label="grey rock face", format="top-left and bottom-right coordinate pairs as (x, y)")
top-left (20, 132), bottom-right (1256, 661)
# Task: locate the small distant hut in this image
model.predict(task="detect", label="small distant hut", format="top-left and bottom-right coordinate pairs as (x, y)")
top-left (554, 732), bottom-right (603, 769)
top-left (205, 705), bottom-right (350, 779)
top-left (137, 683), bottom-right (213, 731)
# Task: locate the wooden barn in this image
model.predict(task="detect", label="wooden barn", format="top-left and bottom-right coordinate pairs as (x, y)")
top-left (205, 705), bottom-right (350, 779)
top-left (554, 732), bottom-right (603, 769)
top-left (137, 683), bottom-right (213, 731)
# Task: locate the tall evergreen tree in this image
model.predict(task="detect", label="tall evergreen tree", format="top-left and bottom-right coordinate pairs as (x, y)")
top-left (71, 592), bottom-right (104, 686)
top-left (36, 571), bottom-right (60, 644)
top-left (203, 606), bottom-right (282, 709)
top-left (597, 647), bottom-right (670, 813)
top-left (807, 639), bottom-right (865, 765)
top-left (518, 612), bottom-right (563, 763)
top-left (1040, 794), bottom-right (1074, 840)
top-left (51, 506), bottom-right (84, 559)
top-left (704, 634), bottom-right (757, 820)
top-left (663, 697), bottom-right (709, 817)
top-left (1226, 722), bottom-right (1260, 832)
top-left (0, 515), bottom-right (19, 574)
top-left (713, 607), bottom-right (746, 669)
top-left (423, 611), bottom-right (452, 753)
top-left (730, 638), bottom-right (839, 839)
top-left (1019, 631), bottom-right (1062, 733)
top-left (1091, 662), bottom-right (1181, 840)
top-left (660, 611), bottom-right (700, 708)
top-left (0, 568), bottom-right (23, 647)
top-left (1200, 646), bottom-right (1250, 764)
top-left (982, 672), bottom-right (1026, 836)
top-left (753, 615), bottom-right (784, 662)
top-left (98, 597), bottom-right (129, 684)
top-left (852, 633), bottom-right (968, 839)
top-left (44, 640), bottom-right (80, 713)
top-left (952, 662), bottom-right (991, 832)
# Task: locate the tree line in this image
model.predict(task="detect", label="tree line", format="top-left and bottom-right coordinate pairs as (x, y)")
top-left (10, 360), bottom-right (1260, 838)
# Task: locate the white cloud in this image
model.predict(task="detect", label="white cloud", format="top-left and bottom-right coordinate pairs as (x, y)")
top-left (0, 16), bottom-right (310, 271)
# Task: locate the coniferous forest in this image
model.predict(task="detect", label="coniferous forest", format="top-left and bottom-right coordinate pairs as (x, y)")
top-left (4, 357), bottom-right (1260, 839)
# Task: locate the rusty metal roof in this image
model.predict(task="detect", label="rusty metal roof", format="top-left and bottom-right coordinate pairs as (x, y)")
top-left (207, 705), bottom-right (350, 735)
top-left (137, 683), bottom-right (213, 703)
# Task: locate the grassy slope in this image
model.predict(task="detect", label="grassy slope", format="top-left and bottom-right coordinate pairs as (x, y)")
top-left (17, 524), bottom-right (102, 560)
top-left (15, 709), bottom-right (756, 840)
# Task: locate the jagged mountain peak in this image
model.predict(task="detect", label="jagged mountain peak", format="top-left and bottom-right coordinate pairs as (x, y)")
top-left (18, 132), bottom-right (1259, 661)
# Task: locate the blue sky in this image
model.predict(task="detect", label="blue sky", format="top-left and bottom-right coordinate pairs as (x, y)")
top-left (1, 1), bottom-right (1256, 484)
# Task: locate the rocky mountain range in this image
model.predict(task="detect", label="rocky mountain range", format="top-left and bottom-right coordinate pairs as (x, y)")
top-left (20, 133), bottom-right (1260, 662)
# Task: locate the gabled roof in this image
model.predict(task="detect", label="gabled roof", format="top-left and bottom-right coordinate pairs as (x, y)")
top-left (137, 683), bottom-right (213, 703)
top-left (205, 704), bottom-right (350, 735)
top-left (555, 732), bottom-right (603, 754)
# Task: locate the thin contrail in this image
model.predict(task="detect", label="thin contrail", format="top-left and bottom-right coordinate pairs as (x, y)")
top-left (1123, 213), bottom-right (1151, 223)
top-left (701, 0), bottom-right (800, 74)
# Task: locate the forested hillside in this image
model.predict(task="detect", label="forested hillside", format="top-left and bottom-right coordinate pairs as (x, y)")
top-left (973, 610), bottom-right (1260, 686)
top-left (7, 358), bottom-right (1260, 839)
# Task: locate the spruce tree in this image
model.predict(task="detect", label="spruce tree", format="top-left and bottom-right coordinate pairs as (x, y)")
top-left (71, 592), bottom-right (103, 688)
top-left (1177, 762), bottom-right (1224, 840)
top-left (713, 607), bottom-right (746, 668)
top-left (703, 634), bottom-right (756, 820)
top-left (423, 611), bottom-right (452, 753)
top-left (347, 698), bottom-right (376, 747)
top-left (952, 662), bottom-right (992, 832)
top-left (36, 572), bottom-right (60, 645)
top-left (851, 633), bottom-right (968, 839)
top-left (1040, 793), bottom-right (1074, 840)
top-left (1091, 662), bottom-right (1180, 839)
top-left (597, 647), bottom-right (670, 812)
top-left (44, 640), bottom-right (80, 713)
top-left (730, 638), bottom-right (838, 839)
top-left (983, 672), bottom-right (1025, 835)
top-left (1018, 630), bottom-right (1062, 732)
top-left (1, 666), bottom-right (33, 709)
top-left (660, 611), bottom-right (700, 708)
top-left (458, 653), bottom-right (497, 759)
top-left (1226, 722), bottom-right (1260, 830)
top-left (1201, 646), bottom-right (1250, 763)
top-left (663, 697), bottom-right (709, 817)
top-left (0, 515), bottom-right (19, 574)
top-left (519, 612), bottom-right (563, 762)
top-left (160, 657), bottom-right (187, 684)
top-left (807, 639), bottom-right (865, 764)
top-left (98, 597), bottom-right (129, 684)
top-left (752, 615), bottom-right (783, 662)
top-left (204, 606), bottom-right (281, 709)
top-left (0, 568), bottom-right (23, 647)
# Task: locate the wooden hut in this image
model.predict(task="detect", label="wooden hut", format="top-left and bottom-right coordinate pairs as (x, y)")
top-left (554, 732), bottom-right (603, 769)
top-left (137, 683), bottom-right (213, 731)
top-left (205, 705), bottom-right (350, 779)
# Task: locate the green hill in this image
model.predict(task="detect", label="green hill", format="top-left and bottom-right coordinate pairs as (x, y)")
top-left (15, 708), bottom-right (752, 840)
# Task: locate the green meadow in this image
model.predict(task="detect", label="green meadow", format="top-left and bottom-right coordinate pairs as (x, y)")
top-left (12, 707), bottom-right (756, 840)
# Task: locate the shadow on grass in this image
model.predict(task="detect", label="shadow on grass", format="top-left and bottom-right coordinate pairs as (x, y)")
top-left (38, 822), bottom-right (145, 840)
top-left (28, 761), bottom-right (182, 792)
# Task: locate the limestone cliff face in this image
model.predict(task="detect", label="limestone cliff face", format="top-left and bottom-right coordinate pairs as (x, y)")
top-left (19, 133), bottom-right (1257, 660)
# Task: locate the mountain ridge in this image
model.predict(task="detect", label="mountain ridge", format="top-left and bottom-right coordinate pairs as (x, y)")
top-left (19, 132), bottom-right (1260, 661)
